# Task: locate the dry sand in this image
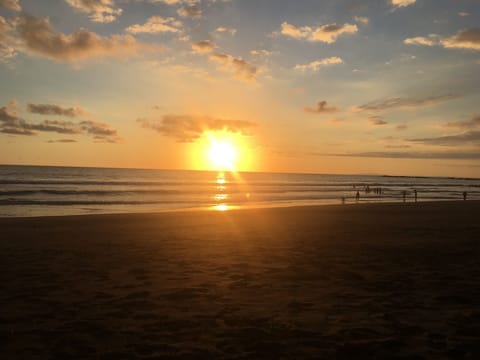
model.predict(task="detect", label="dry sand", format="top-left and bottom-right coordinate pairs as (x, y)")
top-left (1, 201), bottom-right (480, 359)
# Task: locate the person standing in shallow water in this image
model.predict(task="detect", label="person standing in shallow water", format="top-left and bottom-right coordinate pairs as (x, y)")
top-left (414, 189), bottom-right (417, 202)
top-left (356, 191), bottom-right (360, 202)
top-left (463, 191), bottom-right (467, 200)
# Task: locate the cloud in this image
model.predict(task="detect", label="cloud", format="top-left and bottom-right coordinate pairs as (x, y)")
top-left (0, 105), bottom-right (19, 123)
top-left (47, 139), bottom-right (78, 143)
top-left (294, 57), bottom-right (343, 71)
top-left (396, 124), bottom-right (408, 131)
top-left (325, 151), bottom-right (480, 160)
top-left (0, 16), bottom-right (16, 62)
top-left (0, 0), bottom-right (21, 11)
top-left (390, 0), bottom-right (416, 8)
top-left (191, 40), bottom-right (216, 54)
top-left (65, 0), bottom-right (122, 23)
top-left (15, 15), bottom-right (160, 63)
top-left (138, 114), bottom-right (257, 142)
top-left (177, 4), bottom-right (202, 19)
top-left (459, 12), bottom-right (470, 17)
top-left (405, 29), bottom-right (480, 51)
top-left (369, 115), bottom-right (388, 125)
top-left (304, 100), bottom-right (338, 114)
top-left (0, 107), bottom-right (82, 135)
top-left (80, 120), bottom-right (120, 142)
top-left (357, 94), bottom-right (457, 111)
top-left (125, 16), bottom-right (182, 34)
top-left (209, 52), bottom-right (258, 81)
top-left (442, 28), bottom-right (480, 51)
top-left (445, 115), bottom-right (480, 129)
top-left (1, 104), bottom-right (120, 142)
top-left (410, 131), bottom-right (480, 146)
top-left (215, 27), bottom-right (237, 36)
top-left (279, 22), bottom-right (358, 43)
top-left (27, 103), bottom-right (87, 117)
top-left (149, 0), bottom-right (183, 4)
top-left (404, 35), bottom-right (439, 46)
top-left (354, 16), bottom-right (369, 24)
top-left (250, 49), bottom-right (273, 57)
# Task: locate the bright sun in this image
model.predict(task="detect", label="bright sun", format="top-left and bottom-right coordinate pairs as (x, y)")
top-left (208, 140), bottom-right (237, 171)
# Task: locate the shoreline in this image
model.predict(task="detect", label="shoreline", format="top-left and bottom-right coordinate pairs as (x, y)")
top-left (1, 198), bottom-right (478, 219)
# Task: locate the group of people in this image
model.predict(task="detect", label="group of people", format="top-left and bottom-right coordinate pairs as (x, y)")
top-left (346, 187), bottom-right (469, 204)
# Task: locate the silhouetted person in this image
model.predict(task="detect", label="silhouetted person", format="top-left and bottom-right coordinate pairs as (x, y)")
top-left (463, 191), bottom-right (467, 201)
top-left (341, 196), bottom-right (345, 205)
top-left (414, 189), bottom-right (417, 202)
top-left (402, 190), bottom-right (406, 202)
top-left (356, 191), bottom-right (360, 202)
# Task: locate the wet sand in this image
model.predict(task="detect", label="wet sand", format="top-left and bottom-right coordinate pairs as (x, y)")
top-left (1, 201), bottom-right (480, 359)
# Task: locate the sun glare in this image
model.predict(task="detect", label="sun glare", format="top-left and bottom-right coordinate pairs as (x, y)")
top-left (208, 139), bottom-right (237, 171)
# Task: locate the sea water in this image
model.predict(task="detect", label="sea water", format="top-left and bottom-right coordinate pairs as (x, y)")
top-left (0, 165), bottom-right (479, 217)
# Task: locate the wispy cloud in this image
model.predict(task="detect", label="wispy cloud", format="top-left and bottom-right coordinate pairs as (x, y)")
top-left (209, 53), bottom-right (258, 81)
top-left (177, 4), bottom-right (202, 19)
top-left (390, 0), bottom-right (416, 9)
top-left (27, 103), bottom-right (88, 117)
top-left (279, 22), bottom-right (358, 43)
top-left (294, 57), bottom-right (343, 71)
top-left (65, 0), bottom-right (122, 23)
top-left (445, 115), bottom-right (480, 129)
top-left (354, 16), bottom-right (369, 24)
top-left (323, 151), bottom-right (480, 160)
top-left (47, 139), bottom-right (78, 143)
top-left (410, 131), bottom-right (480, 146)
top-left (125, 16), bottom-right (182, 34)
top-left (357, 94), bottom-right (457, 111)
top-left (191, 40), bottom-right (216, 54)
top-left (138, 114), bottom-right (257, 142)
top-left (442, 28), bottom-right (480, 51)
top-left (0, 16), bottom-right (16, 62)
top-left (405, 28), bottom-right (480, 51)
top-left (1, 104), bottom-right (120, 142)
top-left (404, 35), bottom-right (439, 46)
top-left (14, 14), bottom-right (160, 63)
top-left (304, 100), bottom-right (339, 114)
top-left (215, 26), bottom-right (237, 36)
top-left (0, 0), bottom-right (21, 11)
top-left (369, 115), bottom-right (388, 125)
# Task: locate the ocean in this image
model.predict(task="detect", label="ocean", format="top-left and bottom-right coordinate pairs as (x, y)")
top-left (0, 165), bottom-right (479, 217)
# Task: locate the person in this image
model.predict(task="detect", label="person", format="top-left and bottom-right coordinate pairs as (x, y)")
top-left (355, 191), bottom-right (360, 202)
top-left (402, 190), bottom-right (406, 202)
top-left (414, 189), bottom-right (417, 202)
top-left (463, 191), bottom-right (467, 201)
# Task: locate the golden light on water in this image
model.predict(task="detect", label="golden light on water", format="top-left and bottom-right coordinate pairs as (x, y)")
top-left (214, 204), bottom-right (229, 211)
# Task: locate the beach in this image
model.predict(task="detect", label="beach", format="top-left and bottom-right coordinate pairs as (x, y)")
top-left (1, 201), bottom-right (480, 359)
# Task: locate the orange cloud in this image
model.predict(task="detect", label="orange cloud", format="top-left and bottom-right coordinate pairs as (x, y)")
top-left (15, 15), bottom-right (160, 63)
top-left (126, 16), bottom-right (183, 34)
top-left (304, 100), bottom-right (339, 114)
top-left (138, 114), bottom-right (257, 142)
top-left (209, 53), bottom-right (258, 81)
top-left (280, 22), bottom-right (358, 43)
top-left (191, 40), bottom-right (216, 54)
top-left (65, 0), bottom-right (122, 23)
top-left (294, 57), bottom-right (343, 71)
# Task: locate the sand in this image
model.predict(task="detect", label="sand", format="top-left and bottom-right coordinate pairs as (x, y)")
top-left (1, 201), bottom-right (480, 359)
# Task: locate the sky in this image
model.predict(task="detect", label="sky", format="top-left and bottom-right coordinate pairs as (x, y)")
top-left (0, 0), bottom-right (479, 177)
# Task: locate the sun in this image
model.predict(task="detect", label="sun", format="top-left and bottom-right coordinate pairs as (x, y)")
top-left (208, 139), bottom-right (237, 171)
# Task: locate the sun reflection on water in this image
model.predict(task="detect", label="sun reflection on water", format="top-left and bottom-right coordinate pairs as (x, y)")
top-left (213, 172), bottom-right (229, 211)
